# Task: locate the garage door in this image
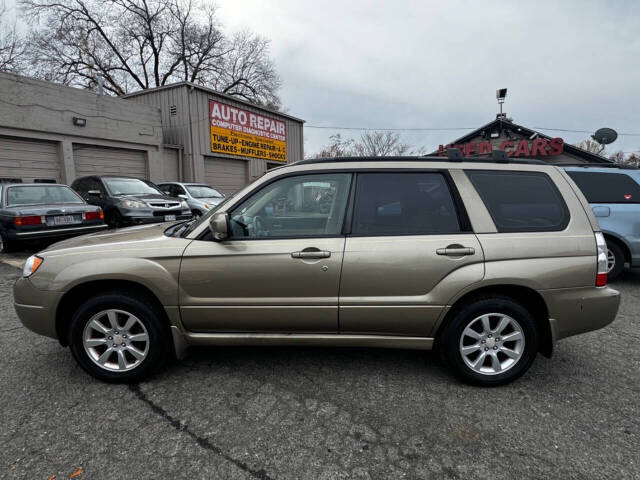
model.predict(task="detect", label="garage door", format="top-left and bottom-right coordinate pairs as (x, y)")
top-left (73, 145), bottom-right (147, 179)
top-left (0, 136), bottom-right (60, 182)
top-left (204, 157), bottom-right (248, 195)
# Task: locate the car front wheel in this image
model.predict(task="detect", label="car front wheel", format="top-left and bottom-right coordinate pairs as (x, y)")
top-left (438, 296), bottom-right (539, 386)
top-left (69, 292), bottom-right (172, 382)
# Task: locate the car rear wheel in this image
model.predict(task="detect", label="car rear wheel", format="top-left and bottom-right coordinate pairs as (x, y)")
top-left (69, 292), bottom-right (172, 382)
top-left (438, 296), bottom-right (538, 386)
top-left (606, 241), bottom-right (624, 280)
top-left (0, 230), bottom-right (11, 253)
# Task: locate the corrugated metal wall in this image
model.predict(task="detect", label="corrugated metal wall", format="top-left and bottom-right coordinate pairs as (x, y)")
top-left (126, 84), bottom-right (304, 186)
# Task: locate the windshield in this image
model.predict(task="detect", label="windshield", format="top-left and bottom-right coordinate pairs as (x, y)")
top-left (6, 185), bottom-right (84, 206)
top-left (104, 178), bottom-right (162, 196)
top-left (185, 185), bottom-right (224, 198)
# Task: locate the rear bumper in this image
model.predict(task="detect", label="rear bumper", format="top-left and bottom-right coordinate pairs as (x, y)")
top-left (8, 224), bottom-right (108, 240)
top-left (540, 286), bottom-right (621, 341)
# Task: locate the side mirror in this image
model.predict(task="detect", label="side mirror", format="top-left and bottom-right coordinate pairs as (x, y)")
top-left (87, 190), bottom-right (101, 197)
top-left (177, 194), bottom-right (188, 200)
top-left (208, 212), bottom-right (229, 241)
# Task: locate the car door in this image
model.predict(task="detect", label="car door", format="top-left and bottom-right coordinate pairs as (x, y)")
top-left (179, 172), bottom-right (353, 332)
top-left (338, 171), bottom-right (484, 336)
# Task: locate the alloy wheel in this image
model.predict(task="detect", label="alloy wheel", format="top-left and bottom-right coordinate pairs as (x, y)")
top-left (82, 309), bottom-right (149, 372)
top-left (459, 313), bottom-right (525, 375)
top-left (607, 248), bottom-right (616, 273)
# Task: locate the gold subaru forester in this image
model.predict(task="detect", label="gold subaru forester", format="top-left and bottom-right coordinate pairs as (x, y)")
top-left (14, 157), bottom-right (621, 386)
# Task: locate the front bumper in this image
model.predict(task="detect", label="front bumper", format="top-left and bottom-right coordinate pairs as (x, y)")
top-left (13, 277), bottom-right (62, 339)
top-left (541, 286), bottom-right (621, 342)
top-left (118, 212), bottom-right (191, 226)
top-left (8, 223), bottom-right (108, 240)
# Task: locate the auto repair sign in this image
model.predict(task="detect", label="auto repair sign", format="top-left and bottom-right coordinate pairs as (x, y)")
top-left (209, 100), bottom-right (287, 162)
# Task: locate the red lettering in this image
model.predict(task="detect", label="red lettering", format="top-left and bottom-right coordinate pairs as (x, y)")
top-left (531, 138), bottom-right (548, 156)
top-left (514, 140), bottom-right (530, 157)
top-left (478, 142), bottom-right (492, 155)
top-left (454, 144), bottom-right (465, 154)
top-left (500, 140), bottom-right (514, 156)
top-left (438, 144), bottom-right (446, 156)
top-left (549, 137), bottom-right (564, 155)
top-left (464, 142), bottom-right (477, 155)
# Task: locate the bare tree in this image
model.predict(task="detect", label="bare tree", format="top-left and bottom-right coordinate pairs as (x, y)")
top-left (20, 0), bottom-right (281, 107)
top-left (0, 1), bottom-right (26, 72)
top-left (610, 150), bottom-right (640, 168)
top-left (311, 131), bottom-right (423, 158)
top-left (575, 138), bottom-right (606, 156)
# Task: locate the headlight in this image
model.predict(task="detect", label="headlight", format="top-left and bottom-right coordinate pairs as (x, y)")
top-left (23, 255), bottom-right (43, 277)
top-left (180, 201), bottom-right (189, 209)
top-left (120, 199), bottom-right (146, 208)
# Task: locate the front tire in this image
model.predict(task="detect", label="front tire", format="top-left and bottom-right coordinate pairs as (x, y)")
top-left (69, 292), bottom-right (172, 382)
top-left (438, 296), bottom-right (539, 386)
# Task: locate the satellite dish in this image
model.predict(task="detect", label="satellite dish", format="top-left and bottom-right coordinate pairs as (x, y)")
top-left (592, 128), bottom-right (618, 145)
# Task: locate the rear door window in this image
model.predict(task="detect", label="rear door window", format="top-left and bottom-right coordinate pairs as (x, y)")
top-left (565, 171), bottom-right (640, 203)
top-left (351, 173), bottom-right (462, 235)
top-left (466, 170), bottom-right (569, 232)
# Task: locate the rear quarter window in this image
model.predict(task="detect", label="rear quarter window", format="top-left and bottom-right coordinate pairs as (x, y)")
top-left (466, 170), bottom-right (570, 232)
top-left (565, 171), bottom-right (640, 204)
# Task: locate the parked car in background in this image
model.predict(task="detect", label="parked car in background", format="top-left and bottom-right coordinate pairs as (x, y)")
top-left (71, 176), bottom-right (191, 228)
top-left (563, 165), bottom-right (640, 279)
top-left (14, 156), bottom-right (619, 386)
top-left (157, 182), bottom-right (225, 217)
top-left (0, 182), bottom-right (106, 252)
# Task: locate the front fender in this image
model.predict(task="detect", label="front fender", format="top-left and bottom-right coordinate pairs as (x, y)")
top-left (30, 256), bottom-right (181, 306)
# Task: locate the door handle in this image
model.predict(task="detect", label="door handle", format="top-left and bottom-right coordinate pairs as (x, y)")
top-left (436, 246), bottom-right (475, 256)
top-left (291, 250), bottom-right (331, 259)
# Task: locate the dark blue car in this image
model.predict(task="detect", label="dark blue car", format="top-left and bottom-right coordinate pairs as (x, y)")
top-left (0, 182), bottom-right (107, 252)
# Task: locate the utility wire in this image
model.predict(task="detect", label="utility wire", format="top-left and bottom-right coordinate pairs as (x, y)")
top-left (305, 124), bottom-right (640, 136)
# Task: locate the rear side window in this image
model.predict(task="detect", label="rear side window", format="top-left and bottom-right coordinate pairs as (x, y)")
top-left (565, 171), bottom-right (640, 204)
top-left (351, 173), bottom-right (462, 235)
top-left (466, 170), bottom-right (569, 232)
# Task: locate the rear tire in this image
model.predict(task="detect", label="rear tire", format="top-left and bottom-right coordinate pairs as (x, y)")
top-left (0, 230), bottom-right (12, 253)
top-left (68, 292), bottom-right (172, 382)
top-left (606, 241), bottom-right (625, 281)
top-left (438, 296), bottom-right (539, 387)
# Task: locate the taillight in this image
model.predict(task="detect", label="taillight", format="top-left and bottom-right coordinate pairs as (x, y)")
top-left (84, 210), bottom-right (103, 221)
top-left (595, 232), bottom-right (608, 287)
top-left (14, 215), bottom-right (43, 226)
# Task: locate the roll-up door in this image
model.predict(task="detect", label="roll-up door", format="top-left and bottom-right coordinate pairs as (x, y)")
top-left (204, 157), bottom-right (248, 195)
top-left (73, 145), bottom-right (147, 179)
top-left (0, 136), bottom-right (60, 182)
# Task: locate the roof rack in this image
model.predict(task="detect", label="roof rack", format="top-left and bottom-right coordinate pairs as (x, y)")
top-left (555, 162), bottom-right (638, 170)
top-left (295, 152), bottom-right (548, 166)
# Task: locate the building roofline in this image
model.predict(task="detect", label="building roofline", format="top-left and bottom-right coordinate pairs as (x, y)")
top-left (122, 81), bottom-right (305, 123)
top-left (435, 117), bottom-right (613, 164)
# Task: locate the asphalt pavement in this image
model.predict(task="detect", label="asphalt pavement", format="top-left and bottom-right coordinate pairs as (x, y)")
top-left (0, 261), bottom-right (638, 479)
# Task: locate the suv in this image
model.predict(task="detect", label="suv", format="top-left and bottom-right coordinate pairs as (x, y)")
top-left (71, 176), bottom-right (192, 228)
top-left (157, 182), bottom-right (225, 217)
top-left (14, 157), bottom-right (620, 386)
top-left (564, 165), bottom-right (640, 279)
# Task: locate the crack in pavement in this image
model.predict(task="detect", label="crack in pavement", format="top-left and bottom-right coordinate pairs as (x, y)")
top-left (128, 384), bottom-right (278, 480)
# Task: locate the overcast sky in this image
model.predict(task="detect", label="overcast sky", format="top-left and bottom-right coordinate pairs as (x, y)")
top-left (214, 0), bottom-right (640, 156)
top-left (5, 0), bottom-right (640, 156)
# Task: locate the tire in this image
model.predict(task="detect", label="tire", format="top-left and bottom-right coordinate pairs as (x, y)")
top-left (0, 230), bottom-right (11, 253)
top-left (606, 241), bottom-right (625, 281)
top-left (438, 296), bottom-right (539, 387)
top-left (68, 292), bottom-right (172, 382)
top-left (106, 210), bottom-right (122, 229)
